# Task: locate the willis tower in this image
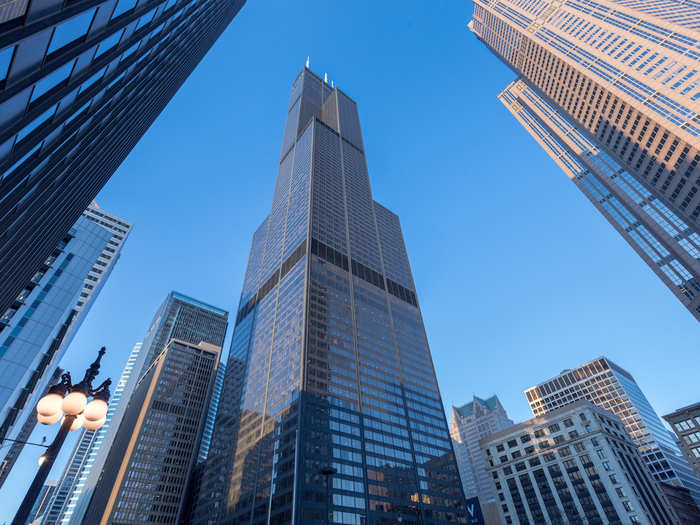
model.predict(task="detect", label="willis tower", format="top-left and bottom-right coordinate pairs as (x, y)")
top-left (197, 66), bottom-right (469, 524)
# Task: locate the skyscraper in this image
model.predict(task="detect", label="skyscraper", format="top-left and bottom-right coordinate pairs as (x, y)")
top-left (198, 66), bottom-right (468, 524)
top-left (0, 205), bottom-right (129, 457)
top-left (525, 357), bottom-right (700, 513)
top-left (82, 339), bottom-right (222, 525)
top-left (481, 400), bottom-right (678, 525)
top-left (664, 402), bottom-right (700, 477)
top-left (0, 0), bottom-right (246, 319)
top-left (469, 0), bottom-right (700, 320)
top-left (44, 291), bottom-right (228, 525)
top-left (450, 395), bottom-right (514, 525)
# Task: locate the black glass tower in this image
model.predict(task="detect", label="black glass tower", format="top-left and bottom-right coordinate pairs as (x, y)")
top-left (0, 0), bottom-right (245, 317)
top-left (199, 67), bottom-right (468, 525)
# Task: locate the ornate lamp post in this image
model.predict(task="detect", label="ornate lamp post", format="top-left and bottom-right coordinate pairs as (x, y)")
top-left (11, 347), bottom-right (111, 525)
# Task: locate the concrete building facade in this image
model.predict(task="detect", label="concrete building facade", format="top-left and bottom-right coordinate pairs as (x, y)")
top-left (470, 0), bottom-right (700, 319)
top-left (450, 395), bottom-right (514, 524)
top-left (525, 357), bottom-right (700, 515)
top-left (481, 400), bottom-right (678, 524)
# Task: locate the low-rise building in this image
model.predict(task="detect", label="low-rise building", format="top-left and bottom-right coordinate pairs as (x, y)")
top-left (480, 400), bottom-right (677, 525)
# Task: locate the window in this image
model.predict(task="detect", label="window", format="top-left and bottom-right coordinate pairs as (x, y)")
top-left (564, 418), bottom-right (574, 427)
top-left (609, 474), bottom-right (618, 484)
top-left (507, 439), bottom-right (518, 448)
top-left (95, 29), bottom-right (125, 58)
top-left (512, 451), bottom-right (521, 459)
top-left (30, 59), bottom-right (76, 102)
top-left (497, 444), bottom-right (505, 453)
top-left (520, 434), bottom-right (531, 443)
top-left (574, 442), bottom-right (586, 452)
top-left (534, 429), bottom-right (545, 438)
top-left (616, 487), bottom-right (625, 497)
top-left (602, 461), bottom-right (612, 471)
top-left (0, 45), bottom-right (14, 82)
top-left (568, 430), bottom-right (579, 439)
top-left (112, 0), bottom-right (138, 19)
top-left (622, 501), bottom-right (633, 512)
top-left (548, 423), bottom-right (561, 433)
top-left (554, 435), bottom-right (565, 445)
top-left (48, 9), bottom-right (96, 54)
top-left (503, 466), bottom-right (513, 475)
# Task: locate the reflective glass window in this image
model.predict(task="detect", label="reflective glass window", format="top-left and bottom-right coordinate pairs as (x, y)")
top-left (30, 59), bottom-right (75, 102)
top-left (112, 0), bottom-right (138, 19)
top-left (95, 30), bottom-right (125, 58)
top-left (47, 9), bottom-right (96, 54)
top-left (0, 46), bottom-right (15, 82)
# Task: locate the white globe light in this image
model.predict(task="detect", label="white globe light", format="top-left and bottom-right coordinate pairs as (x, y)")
top-left (62, 391), bottom-right (87, 415)
top-left (83, 416), bottom-right (106, 431)
top-left (84, 399), bottom-right (108, 422)
top-left (37, 411), bottom-right (61, 425)
top-left (38, 454), bottom-right (47, 467)
top-left (37, 393), bottom-right (63, 417)
top-left (62, 414), bottom-right (84, 431)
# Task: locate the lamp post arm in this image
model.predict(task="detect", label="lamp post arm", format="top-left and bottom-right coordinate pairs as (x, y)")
top-left (11, 415), bottom-right (75, 525)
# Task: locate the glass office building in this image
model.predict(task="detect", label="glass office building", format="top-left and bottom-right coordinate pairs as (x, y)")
top-left (526, 357), bottom-right (700, 514)
top-left (82, 339), bottom-right (222, 525)
top-left (469, 0), bottom-right (700, 319)
top-left (0, 0), bottom-right (246, 320)
top-left (199, 67), bottom-right (468, 524)
top-left (43, 291), bottom-right (228, 525)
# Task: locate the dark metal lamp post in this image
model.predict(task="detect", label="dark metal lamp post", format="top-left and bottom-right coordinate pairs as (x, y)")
top-left (11, 347), bottom-right (111, 525)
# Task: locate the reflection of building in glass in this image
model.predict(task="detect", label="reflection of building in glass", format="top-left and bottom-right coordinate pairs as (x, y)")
top-left (195, 66), bottom-right (468, 524)
top-left (0, 205), bottom-right (129, 473)
top-left (82, 340), bottom-right (222, 524)
top-left (481, 400), bottom-right (678, 525)
top-left (450, 396), bottom-right (513, 525)
top-left (526, 357), bottom-right (700, 515)
top-left (664, 403), bottom-right (700, 477)
top-left (470, 0), bottom-right (700, 320)
top-left (46, 291), bottom-right (228, 525)
top-left (27, 479), bottom-right (58, 525)
top-left (0, 0), bottom-right (246, 320)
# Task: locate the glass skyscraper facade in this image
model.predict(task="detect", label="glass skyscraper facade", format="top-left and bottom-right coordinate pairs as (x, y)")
top-left (199, 67), bottom-right (468, 525)
top-left (469, 0), bottom-right (700, 320)
top-left (0, 0), bottom-right (246, 320)
top-left (0, 211), bottom-right (120, 454)
top-left (82, 339), bottom-right (222, 525)
top-left (525, 357), bottom-right (700, 514)
top-left (43, 290), bottom-right (228, 525)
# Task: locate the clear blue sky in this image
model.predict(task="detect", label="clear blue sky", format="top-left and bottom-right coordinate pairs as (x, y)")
top-left (2, 1), bottom-right (698, 519)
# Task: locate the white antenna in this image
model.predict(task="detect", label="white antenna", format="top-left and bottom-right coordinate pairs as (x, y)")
top-left (331, 80), bottom-right (334, 88)
top-left (324, 73), bottom-right (328, 83)
top-left (305, 56), bottom-right (310, 68)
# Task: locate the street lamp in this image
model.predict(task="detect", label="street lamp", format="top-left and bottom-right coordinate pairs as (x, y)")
top-left (11, 347), bottom-right (111, 525)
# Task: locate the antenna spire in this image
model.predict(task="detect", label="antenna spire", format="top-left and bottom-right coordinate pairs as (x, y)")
top-left (305, 56), bottom-right (310, 68)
